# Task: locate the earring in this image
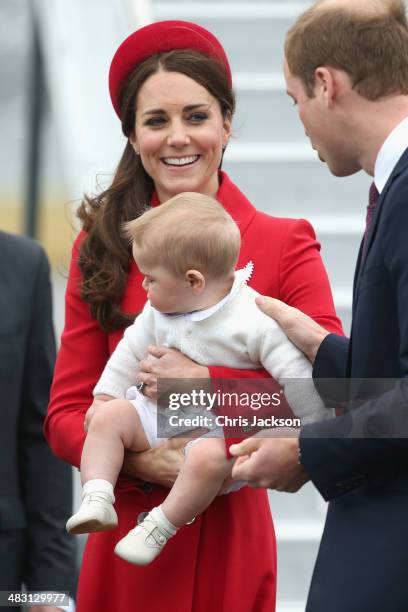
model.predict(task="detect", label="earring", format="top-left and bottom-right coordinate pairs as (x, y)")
top-left (134, 149), bottom-right (140, 155)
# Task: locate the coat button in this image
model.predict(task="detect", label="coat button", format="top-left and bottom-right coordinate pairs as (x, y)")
top-left (141, 482), bottom-right (153, 493)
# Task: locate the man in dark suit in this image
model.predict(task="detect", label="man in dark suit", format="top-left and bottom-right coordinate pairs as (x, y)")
top-left (230, 1), bottom-right (408, 611)
top-left (0, 230), bottom-right (77, 611)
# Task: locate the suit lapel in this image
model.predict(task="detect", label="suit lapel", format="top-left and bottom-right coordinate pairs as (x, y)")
top-left (347, 147), bottom-right (408, 376)
top-left (352, 237), bottom-right (365, 319)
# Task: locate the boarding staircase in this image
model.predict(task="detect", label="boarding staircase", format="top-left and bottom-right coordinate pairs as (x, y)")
top-left (33, 1), bottom-right (370, 609)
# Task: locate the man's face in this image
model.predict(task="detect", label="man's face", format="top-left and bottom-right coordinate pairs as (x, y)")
top-left (284, 60), bottom-right (361, 177)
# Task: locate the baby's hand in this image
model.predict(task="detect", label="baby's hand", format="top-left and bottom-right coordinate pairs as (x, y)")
top-left (84, 394), bottom-right (114, 432)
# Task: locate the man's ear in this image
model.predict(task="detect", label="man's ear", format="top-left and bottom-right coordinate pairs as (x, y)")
top-left (185, 269), bottom-right (205, 293)
top-left (314, 66), bottom-right (336, 107)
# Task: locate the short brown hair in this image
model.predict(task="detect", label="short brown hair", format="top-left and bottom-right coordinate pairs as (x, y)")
top-left (124, 192), bottom-right (240, 279)
top-left (285, 0), bottom-right (408, 100)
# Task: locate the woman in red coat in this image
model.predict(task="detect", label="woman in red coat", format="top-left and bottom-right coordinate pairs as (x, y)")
top-left (45, 21), bottom-right (343, 612)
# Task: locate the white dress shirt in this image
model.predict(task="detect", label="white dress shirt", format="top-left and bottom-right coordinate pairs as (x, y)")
top-left (374, 115), bottom-right (408, 193)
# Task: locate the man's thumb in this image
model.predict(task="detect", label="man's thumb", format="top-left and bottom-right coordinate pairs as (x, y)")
top-left (255, 295), bottom-right (283, 320)
top-left (229, 438), bottom-right (257, 457)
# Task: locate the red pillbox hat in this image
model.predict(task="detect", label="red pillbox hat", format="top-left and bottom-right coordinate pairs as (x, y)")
top-left (109, 20), bottom-right (232, 117)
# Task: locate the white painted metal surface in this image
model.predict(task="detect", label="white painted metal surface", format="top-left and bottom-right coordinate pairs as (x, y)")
top-left (154, 2), bottom-right (312, 20)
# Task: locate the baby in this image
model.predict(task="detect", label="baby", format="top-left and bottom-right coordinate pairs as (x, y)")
top-left (66, 192), bottom-right (332, 565)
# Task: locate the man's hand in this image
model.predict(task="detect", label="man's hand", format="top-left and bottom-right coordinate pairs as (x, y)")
top-left (256, 296), bottom-right (330, 363)
top-left (138, 346), bottom-right (210, 400)
top-left (229, 433), bottom-right (309, 492)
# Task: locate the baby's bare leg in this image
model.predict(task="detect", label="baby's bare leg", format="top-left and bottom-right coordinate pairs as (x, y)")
top-left (81, 399), bottom-right (150, 486)
top-left (161, 437), bottom-right (232, 527)
top-left (113, 438), bottom-right (233, 565)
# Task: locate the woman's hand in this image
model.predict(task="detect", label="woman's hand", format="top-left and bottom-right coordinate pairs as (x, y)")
top-left (138, 345), bottom-right (210, 400)
top-left (122, 427), bottom-right (208, 488)
top-left (122, 437), bottom-right (187, 488)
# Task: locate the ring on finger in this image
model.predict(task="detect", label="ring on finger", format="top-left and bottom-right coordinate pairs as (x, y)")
top-left (136, 382), bottom-right (146, 394)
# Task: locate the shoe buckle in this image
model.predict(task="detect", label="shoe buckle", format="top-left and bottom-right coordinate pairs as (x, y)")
top-left (150, 526), bottom-right (166, 546)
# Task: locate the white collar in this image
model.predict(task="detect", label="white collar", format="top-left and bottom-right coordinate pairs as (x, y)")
top-left (374, 115), bottom-right (408, 193)
top-left (158, 262), bottom-right (254, 323)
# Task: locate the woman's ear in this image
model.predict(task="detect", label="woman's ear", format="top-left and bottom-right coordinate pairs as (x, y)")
top-left (129, 133), bottom-right (140, 155)
top-left (222, 111), bottom-right (232, 147)
top-left (185, 270), bottom-right (205, 293)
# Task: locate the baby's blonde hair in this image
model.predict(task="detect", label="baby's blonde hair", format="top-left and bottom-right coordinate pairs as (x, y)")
top-left (124, 192), bottom-right (240, 279)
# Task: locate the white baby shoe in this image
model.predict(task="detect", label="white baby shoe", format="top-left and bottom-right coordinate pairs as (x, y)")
top-left (114, 507), bottom-right (176, 565)
top-left (66, 491), bottom-right (118, 535)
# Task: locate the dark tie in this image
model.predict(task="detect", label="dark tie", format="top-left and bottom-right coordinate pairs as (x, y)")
top-left (362, 181), bottom-right (379, 258)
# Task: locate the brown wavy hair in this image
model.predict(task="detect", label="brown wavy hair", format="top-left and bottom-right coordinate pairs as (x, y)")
top-left (77, 49), bottom-right (235, 331)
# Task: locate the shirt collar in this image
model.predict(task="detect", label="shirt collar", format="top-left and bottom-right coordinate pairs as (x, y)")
top-left (374, 115), bottom-right (408, 193)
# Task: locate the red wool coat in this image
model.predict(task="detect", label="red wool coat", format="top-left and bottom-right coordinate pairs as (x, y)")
top-left (45, 171), bottom-right (342, 612)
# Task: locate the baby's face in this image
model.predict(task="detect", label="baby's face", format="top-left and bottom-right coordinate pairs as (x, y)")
top-left (133, 247), bottom-right (197, 314)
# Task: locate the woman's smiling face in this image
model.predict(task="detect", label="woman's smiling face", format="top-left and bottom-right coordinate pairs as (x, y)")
top-left (131, 70), bottom-right (231, 202)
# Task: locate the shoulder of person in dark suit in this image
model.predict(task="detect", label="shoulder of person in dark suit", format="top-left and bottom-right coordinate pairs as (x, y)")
top-left (0, 230), bottom-right (77, 596)
top-left (301, 160), bottom-right (408, 501)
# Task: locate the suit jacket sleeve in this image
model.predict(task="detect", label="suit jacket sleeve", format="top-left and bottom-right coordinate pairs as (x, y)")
top-left (19, 245), bottom-right (77, 593)
top-left (300, 177), bottom-right (408, 501)
top-left (313, 333), bottom-right (350, 379)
